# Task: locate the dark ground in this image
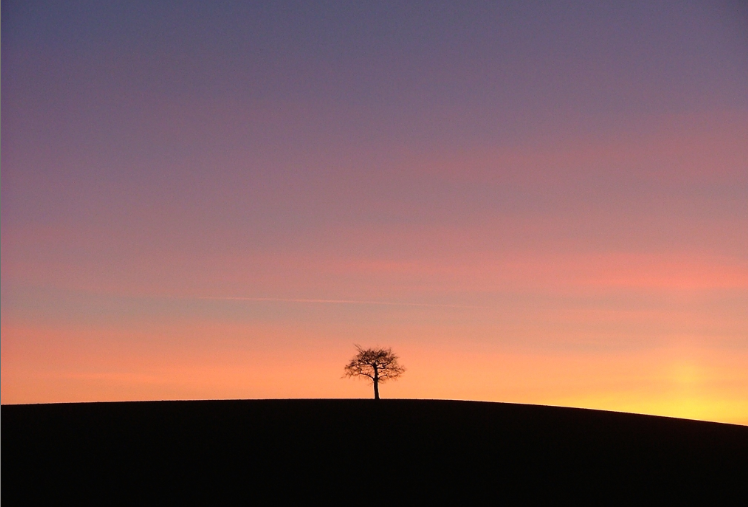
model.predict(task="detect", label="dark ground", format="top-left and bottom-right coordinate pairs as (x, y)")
top-left (3, 399), bottom-right (747, 503)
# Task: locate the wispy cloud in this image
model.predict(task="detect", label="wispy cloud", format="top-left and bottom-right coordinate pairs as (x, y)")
top-left (194, 296), bottom-right (485, 309)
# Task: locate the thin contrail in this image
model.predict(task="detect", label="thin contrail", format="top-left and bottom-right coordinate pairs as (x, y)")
top-left (194, 296), bottom-right (485, 309)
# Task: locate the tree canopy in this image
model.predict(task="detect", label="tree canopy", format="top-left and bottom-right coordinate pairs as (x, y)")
top-left (344, 345), bottom-right (405, 400)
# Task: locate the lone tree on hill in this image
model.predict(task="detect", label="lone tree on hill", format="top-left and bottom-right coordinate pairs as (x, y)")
top-left (344, 345), bottom-right (405, 400)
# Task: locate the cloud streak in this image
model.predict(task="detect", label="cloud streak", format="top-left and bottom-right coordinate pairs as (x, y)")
top-left (193, 296), bottom-right (485, 309)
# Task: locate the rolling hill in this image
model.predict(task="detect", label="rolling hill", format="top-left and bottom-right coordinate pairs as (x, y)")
top-left (4, 399), bottom-right (746, 503)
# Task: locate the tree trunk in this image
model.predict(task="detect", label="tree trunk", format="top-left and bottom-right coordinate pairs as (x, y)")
top-left (373, 365), bottom-right (380, 400)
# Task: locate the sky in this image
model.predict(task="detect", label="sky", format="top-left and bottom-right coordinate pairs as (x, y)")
top-left (2, 0), bottom-right (747, 424)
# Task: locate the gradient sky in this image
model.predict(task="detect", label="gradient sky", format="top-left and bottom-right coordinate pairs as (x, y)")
top-left (2, 1), bottom-right (747, 424)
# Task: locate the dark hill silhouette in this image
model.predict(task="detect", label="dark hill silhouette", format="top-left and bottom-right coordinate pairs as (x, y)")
top-left (4, 399), bottom-right (746, 503)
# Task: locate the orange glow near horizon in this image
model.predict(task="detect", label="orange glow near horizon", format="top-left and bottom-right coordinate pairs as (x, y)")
top-left (3, 306), bottom-right (747, 425)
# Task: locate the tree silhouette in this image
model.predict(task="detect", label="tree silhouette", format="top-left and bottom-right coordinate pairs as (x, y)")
top-left (344, 345), bottom-right (405, 400)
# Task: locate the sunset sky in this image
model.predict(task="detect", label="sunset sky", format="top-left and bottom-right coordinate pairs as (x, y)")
top-left (2, 1), bottom-right (747, 424)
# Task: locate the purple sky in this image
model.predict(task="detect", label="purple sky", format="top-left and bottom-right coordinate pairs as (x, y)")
top-left (2, 1), bottom-right (747, 422)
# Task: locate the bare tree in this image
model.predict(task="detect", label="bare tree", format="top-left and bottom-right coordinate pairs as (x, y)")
top-left (344, 345), bottom-right (405, 400)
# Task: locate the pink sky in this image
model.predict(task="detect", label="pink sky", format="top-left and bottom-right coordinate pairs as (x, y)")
top-left (2, 1), bottom-right (747, 424)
